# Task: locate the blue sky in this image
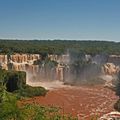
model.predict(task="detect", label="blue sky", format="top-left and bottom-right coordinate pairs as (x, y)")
top-left (0, 0), bottom-right (120, 41)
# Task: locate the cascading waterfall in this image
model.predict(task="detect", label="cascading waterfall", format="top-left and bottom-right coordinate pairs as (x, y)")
top-left (0, 53), bottom-right (120, 89)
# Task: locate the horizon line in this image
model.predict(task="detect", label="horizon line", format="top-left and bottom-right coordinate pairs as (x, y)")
top-left (0, 38), bottom-right (118, 42)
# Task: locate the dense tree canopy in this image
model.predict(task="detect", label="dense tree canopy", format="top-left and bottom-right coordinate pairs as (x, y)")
top-left (0, 39), bottom-right (120, 55)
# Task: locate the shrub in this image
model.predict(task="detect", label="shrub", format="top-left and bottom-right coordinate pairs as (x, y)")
top-left (0, 69), bottom-right (26, 92)
top-left (17, 85), bottom-right (48, 97)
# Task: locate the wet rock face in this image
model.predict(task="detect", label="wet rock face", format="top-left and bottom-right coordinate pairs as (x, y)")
top-left (10, 54), bottom-right (40, 63)
top-left (0, 55), bottom-right (7, 63)
top-left (0, 54), bottom-right (41, 79)
top-left (0, 54), bottom-right (65, 81)
top-left (0, 53), bottom-right (120, 83)
top-left (8, 54), bottom-right (41, 74)
top-left (102, 63), bottom-right (120, 75)
top-left (0, 55), bottom-right (8, 70)
top-left (8, 54), bottom-right (41, 73)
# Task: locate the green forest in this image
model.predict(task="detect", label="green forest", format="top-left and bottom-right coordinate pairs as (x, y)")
top-left (0, 39), bottom-right (120, 55)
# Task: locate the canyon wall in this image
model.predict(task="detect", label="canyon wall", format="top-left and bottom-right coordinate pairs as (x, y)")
top-left (0, 54), bottom-right (120, 84)
top-left (9, 54), bottom-right (40, 73)
top-left (0, 54), bottom-right (65, 82)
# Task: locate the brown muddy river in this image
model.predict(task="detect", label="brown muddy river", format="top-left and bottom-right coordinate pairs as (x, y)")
top-left (20, 85), bottom-right (118, 119)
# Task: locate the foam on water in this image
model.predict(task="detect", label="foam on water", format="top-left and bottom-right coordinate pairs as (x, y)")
top-left (26, 80), bottom-right (71, 90)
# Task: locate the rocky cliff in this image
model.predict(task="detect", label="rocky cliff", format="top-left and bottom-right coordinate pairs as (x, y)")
top-left (0, 55), bottom-right (8, 70)
top-left (0, 54), bottom-right (65, 82)
top-left (0, 53), bottom-right (120, 84)
top-left (0, 54), bottom-right (41, 83)
top-left (102, 63), bottom-right (120, 75)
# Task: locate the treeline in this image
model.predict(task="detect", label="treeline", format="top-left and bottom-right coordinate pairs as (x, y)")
top-left (0, 39), bottom-right (120, 55)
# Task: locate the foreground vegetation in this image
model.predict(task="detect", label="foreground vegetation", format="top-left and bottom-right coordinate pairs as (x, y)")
top-left (0, 83), bottom-right (77, 120)
top-left (0, 69), bottom-right (77, 120)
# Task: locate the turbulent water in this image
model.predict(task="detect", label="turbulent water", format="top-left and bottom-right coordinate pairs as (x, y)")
top-left (27, 80), bottom-right (72, 89)
top-left (20, 84), bottom-right (118, 120)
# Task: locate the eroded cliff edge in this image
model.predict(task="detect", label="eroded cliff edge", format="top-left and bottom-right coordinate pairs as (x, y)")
top-left (0, 53), bottom-right (120, 85)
